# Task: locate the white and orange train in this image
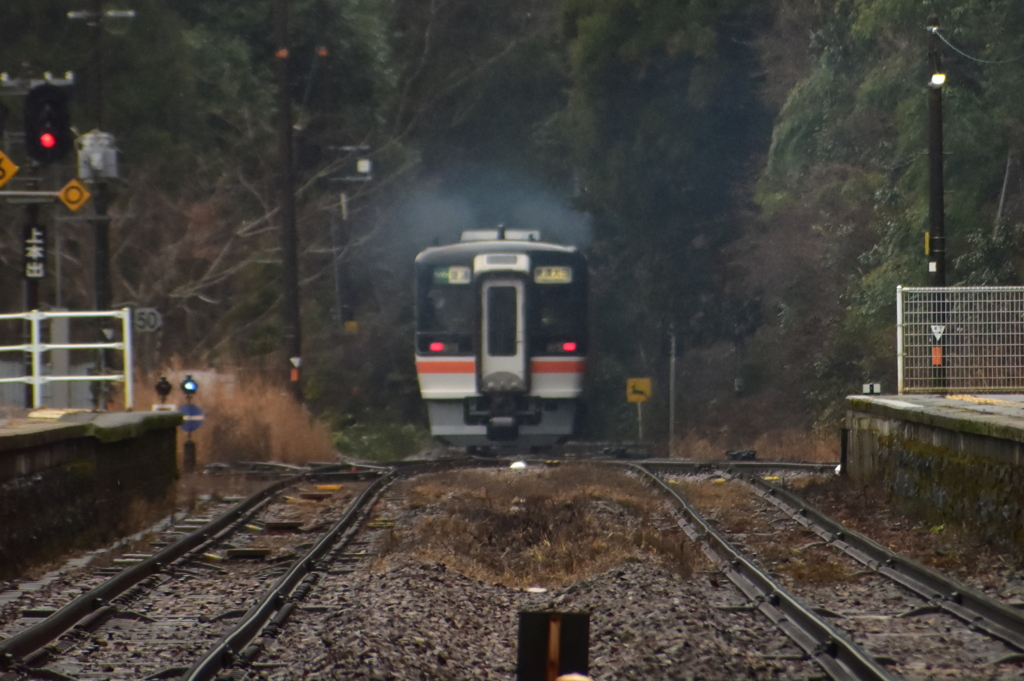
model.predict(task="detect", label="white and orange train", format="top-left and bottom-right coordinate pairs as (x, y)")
top-left (414, 229), bottom-right (587, 448)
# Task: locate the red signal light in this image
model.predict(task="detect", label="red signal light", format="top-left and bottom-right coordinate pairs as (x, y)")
top-left (429, 342), bottom-right (445, 352)
top-left (39, 132), bottom-right (57, 149)
top-left (562, 342), bottom-right (577, 352)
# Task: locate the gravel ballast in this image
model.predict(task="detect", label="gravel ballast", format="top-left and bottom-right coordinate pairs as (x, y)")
top-left (266, 559), bottom-right (817, 680)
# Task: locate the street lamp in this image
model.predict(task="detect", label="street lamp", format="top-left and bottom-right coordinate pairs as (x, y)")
top-left (926, 16), bottom-right (945, 287)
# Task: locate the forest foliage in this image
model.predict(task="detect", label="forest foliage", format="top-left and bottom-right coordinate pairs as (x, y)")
top-left (3, 0), bottom-right (1024, 448)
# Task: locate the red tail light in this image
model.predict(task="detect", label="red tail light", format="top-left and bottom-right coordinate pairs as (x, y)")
top-left (429, 342), bottom-right (445, 352)
top-left (39, 132), bottom-right (57, 149)
top-left (562, 342), bottom-right (577, 352)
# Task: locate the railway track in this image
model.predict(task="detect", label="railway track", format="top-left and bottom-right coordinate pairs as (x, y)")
top-left (2, 455), bottom-right (1022, 680)
top-left (644, 463), bottom-right (1024, 680)
top-left (0, 462), bottom-right (472, 681)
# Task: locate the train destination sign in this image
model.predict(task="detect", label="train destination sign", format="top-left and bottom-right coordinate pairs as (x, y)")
top-left (434, 266), bottom-right (471, 284)
top-left (0, 150), bottom-right (19, 189)
top-left (534, 266), bottom-right (572, 284)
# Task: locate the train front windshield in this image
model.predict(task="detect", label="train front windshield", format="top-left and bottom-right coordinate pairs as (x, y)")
top-left (417, 256), bottom-right (586, 356)
top-left (530, 264), bottom-right (586, 354)
top-left (417, 265), bottom-right (476, 353)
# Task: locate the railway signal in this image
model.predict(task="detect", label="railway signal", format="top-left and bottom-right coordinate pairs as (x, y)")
top-left (178, 375), bottom-right (201, 472)
top-left (23, 84), bottom-right (74, 165)
top-left (155, 376), bottom-right (172, 403)
top-left (181, 375), bottom-right (198, 397)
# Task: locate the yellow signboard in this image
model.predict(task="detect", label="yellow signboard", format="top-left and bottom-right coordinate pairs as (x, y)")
top-left (0, 151), bottom-right (19, 190)
top-left (627, 378), bottom-right (651, 403)
top-left (58, 178), bottom-right (91, 212)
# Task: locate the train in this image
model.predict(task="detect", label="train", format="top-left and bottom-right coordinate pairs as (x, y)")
top-left (414, 228), bottom-right (587, 448)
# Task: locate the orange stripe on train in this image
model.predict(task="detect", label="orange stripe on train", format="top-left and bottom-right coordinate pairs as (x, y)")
top-left (416, 360), bottom-right (476, 373)
top-left (418, 359), bottom-right (584, 374)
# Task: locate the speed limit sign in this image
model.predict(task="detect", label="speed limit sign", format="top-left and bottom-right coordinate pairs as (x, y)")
top-left (134, 308), bottom-right (163, 333)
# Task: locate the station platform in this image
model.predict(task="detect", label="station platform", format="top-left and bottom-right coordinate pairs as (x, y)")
top-left (846, 394), bottom-right (1024, 551)
top-left (0, 410), bottom-right (181, 578)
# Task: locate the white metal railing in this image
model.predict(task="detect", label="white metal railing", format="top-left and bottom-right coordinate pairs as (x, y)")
top-left (897, 286), bottom-right (1024, 394)
top-left (0, 308), bottom-right (133, 408)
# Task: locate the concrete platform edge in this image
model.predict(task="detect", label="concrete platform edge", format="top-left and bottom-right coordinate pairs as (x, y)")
top-left (0, 411), bottom-right (183, 452)
top-left (846, 396), bottom-right (1024, 445)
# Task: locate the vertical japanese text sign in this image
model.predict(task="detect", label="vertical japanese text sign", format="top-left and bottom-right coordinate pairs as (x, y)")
top-left (23, 224), bottom-right (46, 279)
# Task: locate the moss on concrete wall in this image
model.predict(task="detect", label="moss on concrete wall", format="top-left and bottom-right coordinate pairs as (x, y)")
top-left (0, 424), bottom-right (178, 578)
top-left (848, 409), bottom-right (1024, 552)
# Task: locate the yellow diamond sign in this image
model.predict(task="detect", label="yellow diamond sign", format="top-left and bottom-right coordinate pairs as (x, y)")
top-left (58, 178), bottom-right (91, 212)
top-left (0, 150), bottom-right (19, 190)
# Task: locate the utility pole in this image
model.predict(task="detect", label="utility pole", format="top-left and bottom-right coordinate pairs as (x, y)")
top-left (275, 0), bottom-right (303, 401)
top-left (69, 0), bottom-right (133, 312)
top-left (69, 0), bottom-right (132, 408)
top-left (926, 15), bottom-right (946, 287)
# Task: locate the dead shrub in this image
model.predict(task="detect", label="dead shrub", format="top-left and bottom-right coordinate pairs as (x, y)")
top-left (389, 465), bottom-right (694, 587)
top-left (134, 366), bottom-right (334, 468)
top-left (673, 428), bottom-right (837, 462)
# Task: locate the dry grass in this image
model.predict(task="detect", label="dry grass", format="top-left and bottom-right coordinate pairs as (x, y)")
top-left (382, 465), bottom-right (695, 588)
top-left (132, 366), bottom-right (335, 468)
top-left (672, 428), bottom-right (838, 462)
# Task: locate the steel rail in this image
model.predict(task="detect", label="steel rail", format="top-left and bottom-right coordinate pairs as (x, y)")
top-left (181, 458), bottom-right (503, 681)
top-left (733, 470), bottom-right (1024, 653)
top-left (627, 463), bottom-right (897, 681)
top-left (179, 467), bottom-right (395, 681)
top-left (0, 466), bottom-right (369, 667)
top-left (642, 459), bottom-right (839, 475)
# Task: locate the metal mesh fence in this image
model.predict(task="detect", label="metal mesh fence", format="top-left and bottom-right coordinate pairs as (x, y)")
top-left (898, 286), bottom-right (1024, 393)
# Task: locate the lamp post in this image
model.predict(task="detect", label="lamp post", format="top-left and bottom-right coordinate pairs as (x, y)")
top-left (68, 0), bottom-right (133, 408)
top-left (926, 16), bottom-right (948, 389)
top-left (275, 0), bottom-right (303, 402)
top-left (927, 15), bottom-right (946, 287)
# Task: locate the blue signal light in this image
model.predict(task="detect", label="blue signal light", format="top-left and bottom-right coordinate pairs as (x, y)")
top-left (181, 375), bottom-right (198, 395)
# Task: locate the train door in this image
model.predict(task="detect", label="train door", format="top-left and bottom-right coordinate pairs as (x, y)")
top-left (480, 278), bottom-right (526, 391)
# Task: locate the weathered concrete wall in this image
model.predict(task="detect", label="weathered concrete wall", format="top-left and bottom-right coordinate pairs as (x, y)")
top-left (0, 412), bottom-right (181, 578)
top-left (847, 396), bottom-right (1024, 551)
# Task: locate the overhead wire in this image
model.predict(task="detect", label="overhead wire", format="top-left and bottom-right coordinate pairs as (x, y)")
top-left (930, 28), bottom-right (1024, 65)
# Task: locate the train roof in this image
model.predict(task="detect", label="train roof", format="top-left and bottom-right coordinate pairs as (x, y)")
top-left (415, 238), bottom-right (580, 265)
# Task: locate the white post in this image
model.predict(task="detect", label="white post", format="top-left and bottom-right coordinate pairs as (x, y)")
top-left (121, 308), bottom-right (134, 409)
top-left (30, 310), bottom-right (42, 408)
top-left (637, 402), bottom-right (643, 441)
top-left (896, 286), bottom-right (905, 394)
